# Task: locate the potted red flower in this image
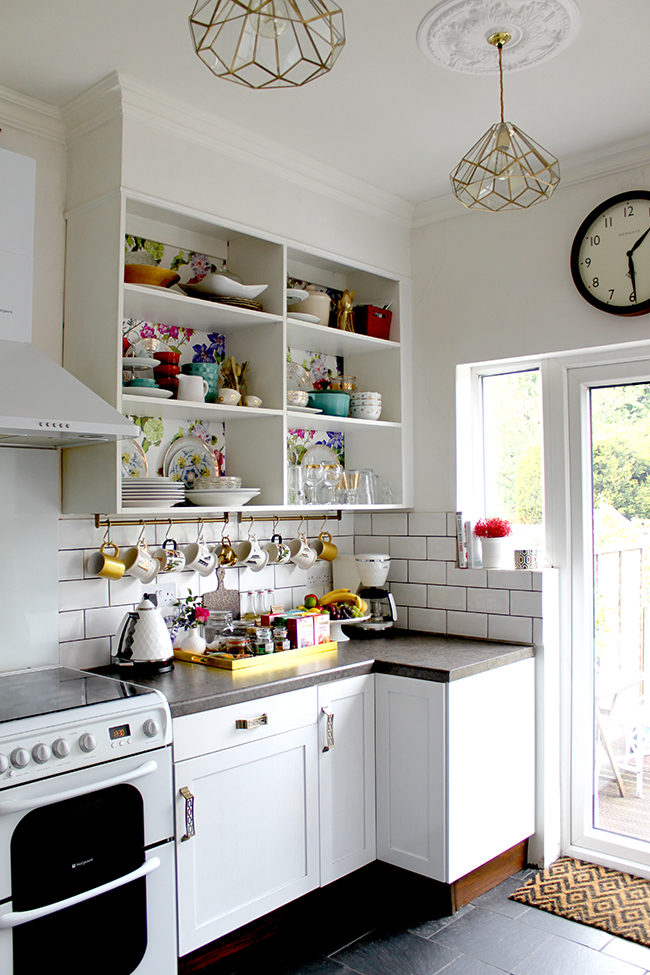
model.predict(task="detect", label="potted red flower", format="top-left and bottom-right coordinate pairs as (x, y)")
top-left (473, 517), bottom-right (513, 569)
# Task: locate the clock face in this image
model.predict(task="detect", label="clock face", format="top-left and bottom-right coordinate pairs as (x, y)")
top-left (570, 191), bottom-right (650, 316)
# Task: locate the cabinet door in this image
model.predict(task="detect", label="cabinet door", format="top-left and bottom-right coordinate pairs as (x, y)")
top-left (318, 675), bottom-right (376, 886)
top-left (375, 674), bottom-right (447, 882)
top-left (175, 725), bottom-right (319, 955)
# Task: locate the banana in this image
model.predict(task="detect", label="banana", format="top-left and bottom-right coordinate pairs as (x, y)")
top-left (319, 589), bottom-right (365, 611)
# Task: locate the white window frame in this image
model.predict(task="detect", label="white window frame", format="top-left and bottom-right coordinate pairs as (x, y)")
top-left (457, 339), bottom-right (650, 872)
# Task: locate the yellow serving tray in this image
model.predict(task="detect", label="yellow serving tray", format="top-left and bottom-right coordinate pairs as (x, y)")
top-left (174, 641), bottom-right (338, 671)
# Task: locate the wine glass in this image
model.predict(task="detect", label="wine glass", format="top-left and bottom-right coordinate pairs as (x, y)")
top-left (321, 463), bottom-right (343, 504)
top-left (303, 463), bottom-right (326, 504)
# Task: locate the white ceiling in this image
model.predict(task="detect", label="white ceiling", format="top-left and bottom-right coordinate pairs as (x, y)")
top-left (2, 0), bottom-right (650, 206)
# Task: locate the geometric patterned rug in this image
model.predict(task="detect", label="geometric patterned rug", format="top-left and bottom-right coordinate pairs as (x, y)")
top-left (509, 856), bottom-right (650, 946)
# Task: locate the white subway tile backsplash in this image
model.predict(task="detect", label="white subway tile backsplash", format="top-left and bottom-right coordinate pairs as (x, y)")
top-left (486, 569), bottom-right (533, 591)
top-left (427, 536), bottom-right (458, 561)
top-left (510, 589), bottom-right (543, 618)
top-left (409, 560), bottom-right (446, 585)
top-left (59, 610), bottom-right (84, 643)
top-left (447, 611), bottom-right (488, 639)
top-left (59, 578), bottom-right (109, 612)
top-left (356, 535), bottom-right (391, 555)
top-left (391, 582), bottom-right (427, 607)
top-left (446, 565), bottom-right (487, 588)
top-left (533, 618), bottom-right (543, 644)
top-left (58, 549), bottom-right (84, 582)
top-left (109, 574), bottom-right (147, 607)
top-left (409, 512), bottom-right (447, 537)
top-left (388, 559), bottom-right (409, 583)
top-left (488, 614), bottom-right (533, 644)
top-left (372, 512), bottom-right (408, 535)
top-left (467, 587), bottom-right (509, 615)
top-left (390, 536), bottom-right (427, 560)
top-left (427, 585), bottom-right (466, 611)
top-left (353, 513), bottom-right (372, 535)
top-left (446, 513), bottom-right (457, 536)
top-left (85, 605), bottom-right (130, 640)
top-left (59, 638), bottom-right (111, 669)
top-left (409, 607), bottom-right (446, 634)
top-left (58, 518), bottom-right (105, 550)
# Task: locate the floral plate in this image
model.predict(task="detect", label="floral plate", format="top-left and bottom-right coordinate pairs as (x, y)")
top-left (163, 435), bottom-right (218, 486)
top-left (121, 439), bottom-right (148, 478)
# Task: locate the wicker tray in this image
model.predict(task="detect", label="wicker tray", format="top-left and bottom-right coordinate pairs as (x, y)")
top-left (174, 641), bottom-right (337, 671)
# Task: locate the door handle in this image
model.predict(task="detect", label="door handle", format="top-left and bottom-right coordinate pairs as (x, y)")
top-left (180, 785), bottom-right (195, 841)
top-left (321, 707), bottom-right (335, 751)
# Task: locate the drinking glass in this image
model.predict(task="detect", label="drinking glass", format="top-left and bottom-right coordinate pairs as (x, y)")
top-left (287, 465), bottom-right (305, 505)
top-left (321, 463), bottom-right (343, 504)
top-left (341, 469), bottom-right (360, 504)
top-left (303, 463), bottom-right (326, 504)
top-left (357, 469), bottom-right (376, 506)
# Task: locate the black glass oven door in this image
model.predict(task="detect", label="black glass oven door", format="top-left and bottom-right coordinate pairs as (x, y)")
top-left (10, 783), bottom-right (147, 975)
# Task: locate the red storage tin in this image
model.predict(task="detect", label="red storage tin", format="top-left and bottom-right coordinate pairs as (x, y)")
top-left (354, 305), bottom-right (393, 340)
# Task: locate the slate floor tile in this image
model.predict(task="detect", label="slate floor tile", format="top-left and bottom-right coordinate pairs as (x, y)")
top-left (517, 904), bottom-right (614, 949)
top-left (409, 903), bottom-right (475, 939)
top-left (601, 935), bottom-right (650, 969)
top-left (513, 933), bottom-right (648, 975)
top-left (429, 906), bottom-right (552, 971)
top-left (472, 871), bottom-right (537, 919)
top-left (331, 928), bottom-right (461, 975)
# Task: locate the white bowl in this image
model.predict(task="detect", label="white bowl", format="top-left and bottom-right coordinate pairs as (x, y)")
top-left (188, 274), bottom-right (268, 300)
top-left (186, 488), bottom-right (261, 508)
top-left (218, 387), bottom-right (242, 405)
top-left (287, 389), bottom-right (309, 407)
top-left (350, 406), bottom-right (382, 420)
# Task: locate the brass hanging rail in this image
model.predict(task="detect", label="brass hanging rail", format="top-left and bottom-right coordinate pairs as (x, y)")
top-left (239, 511), bottom-right (342, 524)
top-left (93, 513), bottom-right (230, 530)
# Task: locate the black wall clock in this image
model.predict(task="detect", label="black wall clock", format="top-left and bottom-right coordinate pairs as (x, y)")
top-left (570, 190), bottom-right (650, 316)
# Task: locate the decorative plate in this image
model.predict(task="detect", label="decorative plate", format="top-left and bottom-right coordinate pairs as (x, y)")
top-left (122, 356), bottom-right (158, 369)
top-left (287, 289), bottom-right (309, 305)
top-left (287, 405), bottom-right (323, 414)
top-left (122, 387), bottom-right (174, 399)
top-left (301, 443), bottom-right (340, 468)
top-left (121, 439), bottom-right (148, 478)
top-left (163, 436), bottom-right (218, 486)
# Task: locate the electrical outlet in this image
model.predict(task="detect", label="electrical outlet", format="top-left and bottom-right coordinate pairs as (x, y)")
top-left (150, 585), bottom-right (176, 606)
top-left (305, 562), bottom-right (331, 588)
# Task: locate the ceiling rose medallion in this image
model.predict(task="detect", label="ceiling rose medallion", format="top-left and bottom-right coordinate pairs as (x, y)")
top-left (417, 0), bottom-right (581, 74)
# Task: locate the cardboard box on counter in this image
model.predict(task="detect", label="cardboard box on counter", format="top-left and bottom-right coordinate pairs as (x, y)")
top-left (286, 616), bottom-right (314, 649)
top-left (313, 614), bottom-right (331, 644)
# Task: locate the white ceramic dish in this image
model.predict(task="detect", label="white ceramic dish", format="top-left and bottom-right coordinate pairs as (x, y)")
top-left (286, 289), bottom-right (309, 304)
top-left (123, 387), bottom-right (173, 399)
top-left (121, 439), bottom-right (148, 478)
top-left (183, 275), bottom-right (268, 300)
top-left (122, 357), bottom-right (158, 369)
top-left (122, 499), bottom-right (185, 509)
top-left (287, 404), bottom-right (323, 414)
top-left (288, 312), bottom-right (321, 324)
top-left (301, 444), bottom-right (340, 468)
top-left (186, 488), bottom-right (260, 507)
top-left (329, 614), bottom-right (371, 642)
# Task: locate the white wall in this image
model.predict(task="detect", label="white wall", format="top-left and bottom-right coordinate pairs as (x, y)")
top-left (412, 170), bottom-right (650, 511)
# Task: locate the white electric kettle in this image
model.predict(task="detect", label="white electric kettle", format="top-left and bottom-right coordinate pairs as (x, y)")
top-left (114, 594), bottom-right (174, 673)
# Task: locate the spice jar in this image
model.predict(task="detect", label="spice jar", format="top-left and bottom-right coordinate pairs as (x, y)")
top-left (224, 636), bottom-right (249, 657)
top-left (255, 627), bottom-right (274, 655)
top-left (273, 627), bottom-right (290, 652)
top-left (204, 610), bottom-right (233, 645)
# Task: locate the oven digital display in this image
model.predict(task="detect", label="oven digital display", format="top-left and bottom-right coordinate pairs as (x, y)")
top-left (109, 723), bottom-right (131, 740)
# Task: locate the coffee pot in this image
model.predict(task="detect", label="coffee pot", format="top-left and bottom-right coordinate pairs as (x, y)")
top-left (114, 594), bottom-right (174, 673)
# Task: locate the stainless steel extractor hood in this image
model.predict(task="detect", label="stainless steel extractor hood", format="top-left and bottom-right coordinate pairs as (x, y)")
top-left (0, 146), bottom-right (137, 449)
top-left (0, 340), bottom-right (137, 448)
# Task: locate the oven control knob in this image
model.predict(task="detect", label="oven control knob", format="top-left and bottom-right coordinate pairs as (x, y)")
top-left (11, 747), bottom-right (30, 769)
top-left (79, 733), bottom-right (97, 753)
top-left (143, 718), bottom-right (160, 738)
top-left (0, 754), bottom-right (8, 773)
top-left (52, 738), bottom-right (70, 758)
top-left (32, 743), bottom-right (51, 764)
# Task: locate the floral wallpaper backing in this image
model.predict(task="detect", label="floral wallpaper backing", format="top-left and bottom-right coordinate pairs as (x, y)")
top-left (124, 416), bottom-right (226, 480)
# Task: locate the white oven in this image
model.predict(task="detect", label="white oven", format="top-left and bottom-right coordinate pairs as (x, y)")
top-left (0, 667), bottom-right (176, 975)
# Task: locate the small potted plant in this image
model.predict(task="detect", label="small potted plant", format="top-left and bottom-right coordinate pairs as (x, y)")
top-left (174, 591), bottom-right (210, 652)
top-left (473, 517), bottom-right (513, 569)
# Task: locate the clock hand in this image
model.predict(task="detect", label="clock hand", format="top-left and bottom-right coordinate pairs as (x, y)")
top-left (628, 225), bottom-right (650, 257)
top-left (628, 252), bottom-right (637, 302)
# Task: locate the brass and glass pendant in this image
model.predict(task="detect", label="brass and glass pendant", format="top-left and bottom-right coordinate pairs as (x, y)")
top-left (189, 0), bottom-right (345, 89)
top-left (450, 33), bottom-right (560, 212)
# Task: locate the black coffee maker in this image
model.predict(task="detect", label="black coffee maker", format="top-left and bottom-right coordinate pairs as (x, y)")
top-left (356, 587), bottom-right (397, 634)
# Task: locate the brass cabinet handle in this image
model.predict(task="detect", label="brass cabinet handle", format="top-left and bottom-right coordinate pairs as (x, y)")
top-left (180, 786), bottom-right (195, 841)
top-left (235, 713), bottom-right (268, 730)
top-left (322, 707), bottom-right (335, 752)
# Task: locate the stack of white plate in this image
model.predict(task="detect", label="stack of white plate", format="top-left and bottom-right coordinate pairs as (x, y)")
top-left (122, 477), bottom-right (186, 509)
top-left (186, 487), bottom-right (261, 508)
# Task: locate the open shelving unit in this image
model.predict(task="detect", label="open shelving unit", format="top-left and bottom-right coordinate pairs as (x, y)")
top-left (61, 193), bottom-right (412, 517)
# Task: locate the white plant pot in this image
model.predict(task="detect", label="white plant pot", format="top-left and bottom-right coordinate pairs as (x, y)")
top-left (181, 628), bottom-right (206, 653)
top-left (479, 537), bottom-right (513, 569)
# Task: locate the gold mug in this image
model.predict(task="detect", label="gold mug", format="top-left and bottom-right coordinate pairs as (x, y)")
top-left (86, 541), bottom-right (126, 580)
top-left (312, 531), bottom-right (338, 562)
top-left (217, 537), bottom-right (238, 567)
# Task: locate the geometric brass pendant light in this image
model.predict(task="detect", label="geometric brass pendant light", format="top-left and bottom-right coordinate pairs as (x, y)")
top-left (189, 0), bottom-right (346, 89)
top-left (449, 32), bottom-right (560, 211)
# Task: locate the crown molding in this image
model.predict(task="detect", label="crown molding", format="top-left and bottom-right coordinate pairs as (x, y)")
top-left (413, 133), bottom-right (650, 228)
top-left (0, 85), bottom-right (65, 144)
top-left (62, 72), bottom-right (414, 229)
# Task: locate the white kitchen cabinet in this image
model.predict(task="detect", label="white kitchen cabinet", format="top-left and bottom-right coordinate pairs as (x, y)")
top-left (173, 688), bottom-right (320, 956)
top-left (318, 675), bottom-right (376, 886)
top-left (61, 192), bottom-right (412, 515)
top-left (375, 659), bottom-right (535, 884)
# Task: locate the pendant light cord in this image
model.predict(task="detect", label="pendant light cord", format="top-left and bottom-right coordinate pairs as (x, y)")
top-left (498, 42), bottom-right (505, 124)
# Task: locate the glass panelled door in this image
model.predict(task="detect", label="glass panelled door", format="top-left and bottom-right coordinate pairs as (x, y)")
top-left (569, 362), bottom-right (650, 871)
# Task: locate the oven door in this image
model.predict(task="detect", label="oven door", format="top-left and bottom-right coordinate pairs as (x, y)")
top-left (0, 748), bottom-right (176, 975)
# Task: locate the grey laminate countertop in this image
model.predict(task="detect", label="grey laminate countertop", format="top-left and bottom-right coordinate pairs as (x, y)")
top-left (106, 631), bottom-right (534, 719)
